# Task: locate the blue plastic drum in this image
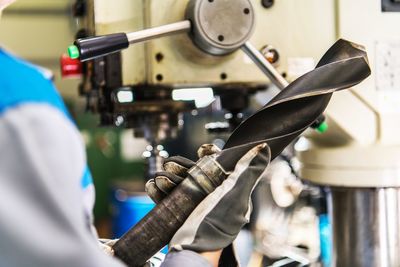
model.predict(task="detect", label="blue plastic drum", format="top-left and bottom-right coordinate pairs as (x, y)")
top-left (111, 189), bottom-right (168, 254)
top-left (112, 190), bottom-right (155, 238)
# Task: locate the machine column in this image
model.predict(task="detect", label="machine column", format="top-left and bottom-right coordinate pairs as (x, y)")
top-left (328, 187), bottom-right (400, 267)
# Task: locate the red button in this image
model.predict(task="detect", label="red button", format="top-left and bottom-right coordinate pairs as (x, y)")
top-left (60, 54), bottom-right (82, 78)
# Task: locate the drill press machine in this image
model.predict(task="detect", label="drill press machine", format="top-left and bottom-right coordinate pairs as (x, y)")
top-left (70, 0), bottom-right (332, 179)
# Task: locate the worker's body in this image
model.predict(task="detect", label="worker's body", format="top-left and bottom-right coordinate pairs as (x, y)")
top-left (2, 37), bottom-right (230, 267)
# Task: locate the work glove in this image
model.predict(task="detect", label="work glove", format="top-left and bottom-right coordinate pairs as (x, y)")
top-left (98, 145), bottom-right (218, 267)
top-left (146, 143), bottom-right (270, 266)
top-left (98, 146), bottom-right (220, 266)
top-left (146, 144), bottom-right (221, 204)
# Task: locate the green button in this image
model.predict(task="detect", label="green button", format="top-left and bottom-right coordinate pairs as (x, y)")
top-left (68, 45), bottom-right (80, 59)
top-left (316, 121), bottom-right (328, 133)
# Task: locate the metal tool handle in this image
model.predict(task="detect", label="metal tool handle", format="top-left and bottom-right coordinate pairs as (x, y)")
top-left (112, 156), bottom-right (226, 267)
top-left (70, 21), bottom-right (191, 61)
top-left (113, 178), bottom-right (205, 267)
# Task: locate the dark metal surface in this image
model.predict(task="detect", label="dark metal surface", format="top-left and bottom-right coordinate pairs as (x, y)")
top-left (328, 187), bottom-right (400, 267)
top-left (261, 0), bottom-right (275, 9)
top-left (382, 0), bottom-right (400, 12)
top-left (112, 39), bottom-right (371, 267)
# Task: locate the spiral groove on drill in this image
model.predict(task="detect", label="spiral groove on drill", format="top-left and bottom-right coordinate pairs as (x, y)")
top-left (218, 39), bottom-right (371, 170)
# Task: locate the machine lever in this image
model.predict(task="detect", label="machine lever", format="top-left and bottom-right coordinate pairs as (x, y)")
top-left (126, 20), bottom-right (191, 45)
top-left (68, 20), bottom-right (191, 61)
top-left (241, 41), bottom-right (289, 90)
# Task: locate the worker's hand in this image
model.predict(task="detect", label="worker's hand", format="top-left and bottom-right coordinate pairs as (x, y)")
top-left (145, 144), bottom-right (221, 203)
top-left (152, 143), bottom-right (270, 267)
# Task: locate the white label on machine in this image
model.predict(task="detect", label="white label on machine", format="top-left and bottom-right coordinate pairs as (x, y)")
top-left (375, 41), bottom-right (400, 91)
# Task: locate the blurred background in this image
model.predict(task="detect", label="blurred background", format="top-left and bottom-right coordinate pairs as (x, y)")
top-left (1, 0), bottom-right (134, 235)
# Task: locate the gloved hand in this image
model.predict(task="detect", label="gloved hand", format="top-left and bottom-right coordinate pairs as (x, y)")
top-left (100, 145), bottom-right (216, 266)
top-left (146, 143), bottom-right (270, 266)
top-left (146, 144), bottom-right (221, 204)
top-left (99, 145), bottom-right (221, 266)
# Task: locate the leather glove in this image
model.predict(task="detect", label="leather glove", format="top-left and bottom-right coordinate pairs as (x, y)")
top-left (145, 144), bottom-right (221, 204)
top-left (98, 146), bottom-right (220, 261)
top-left (98, 145), bottom-right (219, 266)
top-left (146, 143), bottom-right (270, 266)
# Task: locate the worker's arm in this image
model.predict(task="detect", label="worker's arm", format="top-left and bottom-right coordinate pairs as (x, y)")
top-left (0, 103), bottom-right (126, 267)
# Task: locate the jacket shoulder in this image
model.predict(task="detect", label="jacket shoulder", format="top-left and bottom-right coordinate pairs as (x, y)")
top-left (0, 50), bottom-right (68, 116)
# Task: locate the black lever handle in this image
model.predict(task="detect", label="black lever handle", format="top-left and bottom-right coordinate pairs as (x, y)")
top-left (68, 33), bottom-right (129, 61)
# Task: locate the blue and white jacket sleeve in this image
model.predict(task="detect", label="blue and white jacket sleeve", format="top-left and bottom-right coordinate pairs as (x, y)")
top-left (0, 49), bottom-right (211, 267)
top-left (0, 49), bottom-right (126, 267)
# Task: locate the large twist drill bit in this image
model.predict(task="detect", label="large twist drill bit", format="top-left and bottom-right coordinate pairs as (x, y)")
top-left (219, 39), bottom-right (370, 168)
top-left (112, 39), bottom-right (371, 267)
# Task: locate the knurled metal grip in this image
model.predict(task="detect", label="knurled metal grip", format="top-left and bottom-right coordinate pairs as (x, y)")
top-left (186, 0), bottom-right (256, 55)
top-left (188, 155), bottom-right (228, 194)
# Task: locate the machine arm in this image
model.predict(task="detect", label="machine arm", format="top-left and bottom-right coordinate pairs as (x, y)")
top-left (67, 0), bottom-right (288, 92)
top-left (241, 42), bottom-right (289, 90)
top-left (69, 22), bottom-right (288, 91)
top-left (68, 1), bottom-right (328, 132)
